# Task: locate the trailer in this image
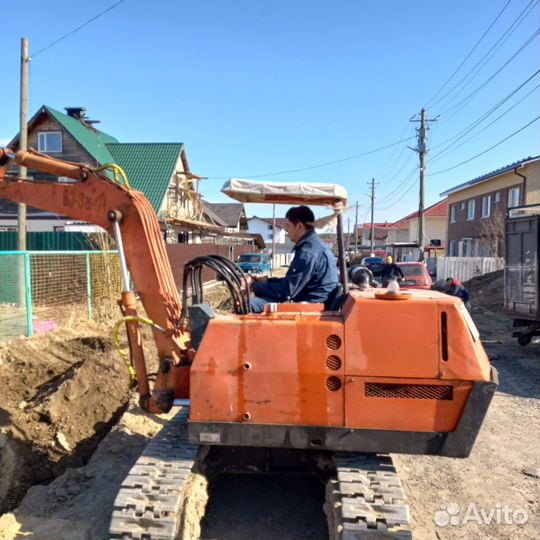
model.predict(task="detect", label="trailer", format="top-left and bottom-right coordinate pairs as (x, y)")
top-left (504, 204), bottom-right (540, 346)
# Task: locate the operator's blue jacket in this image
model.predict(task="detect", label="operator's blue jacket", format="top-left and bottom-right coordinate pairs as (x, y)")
top-left (253, 230), bottom-right (338, 303)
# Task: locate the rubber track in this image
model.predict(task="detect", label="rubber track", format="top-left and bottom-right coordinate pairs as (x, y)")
top-left (109, 407), bottom-right (199, 540)
top-left (326, 453), bottom-right (412, 540)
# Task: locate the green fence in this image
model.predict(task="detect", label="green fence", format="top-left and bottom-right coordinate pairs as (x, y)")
top-left (0, 231), bottom-right (107, 251)
top-left (0, 250), bottom-right (122, 339)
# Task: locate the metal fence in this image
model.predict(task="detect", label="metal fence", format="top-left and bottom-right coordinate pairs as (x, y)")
top-left (0, 251), bottom-right (122, 339)
top-left (436, 256), bottom-right (504, 283)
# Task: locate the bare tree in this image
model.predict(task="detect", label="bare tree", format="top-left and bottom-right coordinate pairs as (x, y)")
top-left (479, 207), bottom-right (505, 256)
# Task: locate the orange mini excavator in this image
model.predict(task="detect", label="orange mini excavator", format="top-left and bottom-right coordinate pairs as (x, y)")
top-left (0, 148), bottom-right (497, 540)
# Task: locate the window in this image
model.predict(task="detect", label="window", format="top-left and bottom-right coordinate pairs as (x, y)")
top-left (481, 195), bottom-right (491, 218)
top-left (448, 240), bottom-right (456, 256)
top-left (462, 238), bottom-right (474, 257)
top-left (494, 191), bottom-right (500, 203)
top-left (467, 199), bottom-right (475, 220)
top-left (450, 205), bottom-right (457, 223)
top-left (267, 224), bottom-right (273, 230)
top-left (38, 131), bottom-right (62, 153)
top-left (460, 202), bottom-right (465, 210)
top-left (508, 186), bottom-right (520, 208)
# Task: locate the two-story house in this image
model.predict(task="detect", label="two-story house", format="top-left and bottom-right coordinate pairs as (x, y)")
top-left (2, 105), bottom-right (208, 242)
top-left (247, 216), bottom-right (293, 253)
top-left (441, 156), bottom-right (540, 256)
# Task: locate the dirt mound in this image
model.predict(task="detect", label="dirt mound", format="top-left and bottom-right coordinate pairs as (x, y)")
top-left (464, 269), bottom-right (504, 311)
top-left (0, 322), bottom-right (131, 514)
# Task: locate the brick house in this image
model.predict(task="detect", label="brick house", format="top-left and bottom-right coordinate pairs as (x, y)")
top-left (441, 156), bottom-right (540, 257)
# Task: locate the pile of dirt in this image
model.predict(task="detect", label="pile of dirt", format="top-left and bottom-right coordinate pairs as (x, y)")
top-left (0, 321), bottom-right (131, 514)
top-left (464, 269), bottom-right (504, 312)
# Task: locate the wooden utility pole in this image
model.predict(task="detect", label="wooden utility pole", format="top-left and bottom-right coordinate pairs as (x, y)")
top-left (370, 178), bottom-right (375, 256)
top-left (354, 201), bottom-right (359, 255)
top-left (18, 37), bottom-right (29, 251)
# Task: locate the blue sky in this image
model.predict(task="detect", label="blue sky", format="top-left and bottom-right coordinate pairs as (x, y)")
top-left (1, 0), bottom-right (538, 227)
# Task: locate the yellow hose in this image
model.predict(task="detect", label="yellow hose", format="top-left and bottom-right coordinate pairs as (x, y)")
top-left (92, 163), bottom-right (131, 189)
top-left (113, 315), bottom-right (156, 387)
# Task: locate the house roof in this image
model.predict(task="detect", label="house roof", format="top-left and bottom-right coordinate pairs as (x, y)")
top-left (9, 105), bottom-right (119, 164)
top-left (440, 156), bottom-right (540, 197)
top-left (5, 106), bottom-right (186, 215)
top-left (249, 216), bottom-right (288, 229)
top-left (203, 203), bottom-right (245, 227)
top-left (105, 143), bottom-right (184, 213)
top-left (392, 199), bottom-right (448, 226)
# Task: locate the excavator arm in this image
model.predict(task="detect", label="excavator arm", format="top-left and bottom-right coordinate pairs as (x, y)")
top-left (0, 148), bottom-right (190, 413)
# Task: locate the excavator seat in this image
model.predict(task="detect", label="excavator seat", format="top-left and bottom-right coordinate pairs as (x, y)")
top-left (324, 283), bottom-right (346, 311)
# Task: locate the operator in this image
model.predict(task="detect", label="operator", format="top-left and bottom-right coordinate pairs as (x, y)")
top-left (380, 255), bottom-right (404, 287)
top-left (248, 205), bottom-right (338, 313)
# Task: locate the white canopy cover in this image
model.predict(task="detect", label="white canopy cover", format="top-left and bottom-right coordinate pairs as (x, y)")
top-left (222, 178), bottom-right (348, 207)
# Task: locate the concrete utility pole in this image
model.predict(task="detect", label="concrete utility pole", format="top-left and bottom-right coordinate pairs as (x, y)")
top-left (418, 108), bottom-right (426, 261)
top-left (354, 201), bottom-right (359, 255)
top-left (18, 37), bottom-right (29, 251)
top-left (410, 108), bottom-right (436, 261)
top-left (370, 178), bottom-right (375, 256)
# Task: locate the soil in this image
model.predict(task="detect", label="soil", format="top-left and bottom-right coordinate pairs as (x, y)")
top-left (0, 281), bottom-right (538, 540)
top-left (464, 270), bottom-right (504, 311)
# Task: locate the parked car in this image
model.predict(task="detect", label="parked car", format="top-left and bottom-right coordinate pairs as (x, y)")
top-left (397, 262), bottom-right (432, 289)
top-left (236, 253), bottom-right (272, 275)
top-left (361, 256), bottom-right (385, 277)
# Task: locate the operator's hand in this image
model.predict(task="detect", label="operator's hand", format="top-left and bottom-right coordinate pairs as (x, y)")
top-left (252, 275), bottom-right (268, 285)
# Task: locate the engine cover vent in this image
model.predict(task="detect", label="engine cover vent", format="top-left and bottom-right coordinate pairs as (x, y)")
top-left (365, 383), bottom-right (453, 400)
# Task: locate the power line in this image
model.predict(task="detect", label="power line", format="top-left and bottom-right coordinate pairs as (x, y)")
top-left (377, 166), bottom-right (419, 209)
top-left (206, 135), bottom-right (417, 180)
top-left (429, 69), bottom-right (540, 158)
top-left (32, 0), bottom-right (127, 58)
top-left (427, 116), bottom-right (540, 176)
top-left (424, 0), bottom-right (513, 108)
top-left (428, 0), bottom-right (538, 112)
top-left (436, 28), bottom-right (540, 117)
top-left (430, 82), bottom-right (539, 163)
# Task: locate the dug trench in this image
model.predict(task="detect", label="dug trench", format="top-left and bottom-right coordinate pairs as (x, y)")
top-left (0, 322), bottom-right (131, 515)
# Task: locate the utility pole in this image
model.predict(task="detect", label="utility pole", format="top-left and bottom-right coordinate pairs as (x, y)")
top-left (18, 37), bottom-right (29, 252)
top-left (354, 201), bottom-right (359, 255)
top-left (18, 37), bottom-right (29, 310)
top-left (410, 108), bottom-right (436, 261)
top-left (418, 108), bottom-right (426, 261)
top-left (346, 218), bottom-right (350, 252)
top-left (271, 203), bottom-right (276, 276)
top-left (370, 178), bottom-right (375, 256)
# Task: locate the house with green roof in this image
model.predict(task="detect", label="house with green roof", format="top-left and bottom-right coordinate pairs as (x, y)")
top-left (2, 105), bottom-right (205, 240)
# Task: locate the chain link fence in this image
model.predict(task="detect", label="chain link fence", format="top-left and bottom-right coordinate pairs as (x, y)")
top-left (0, 251), bottom-right (122, 339)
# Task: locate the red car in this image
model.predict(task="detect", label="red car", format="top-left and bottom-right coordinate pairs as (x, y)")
top-left (397, 262), bottom-right (432, 289)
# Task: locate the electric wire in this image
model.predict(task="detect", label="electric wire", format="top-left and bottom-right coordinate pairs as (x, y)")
top-left (32, 0), bottom-right (127, 57)
top-left (435, 28), bottom-right (540, 118)
top-left (206, 135), bottom-right (417, 180)
top-left (428, 0), bottom-right (537, 112)
top-left (429, 69), bottom-right (540, 159)
top-left (424, 0), bottom-right (513, 107)
top-left (430, 82), bottom-right (539, 163)
top-left (427, 115), bottom-right (540, 176)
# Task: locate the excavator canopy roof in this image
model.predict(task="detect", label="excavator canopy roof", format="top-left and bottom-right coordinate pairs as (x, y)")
top-left (222, 178), bottom-right (348, 206)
